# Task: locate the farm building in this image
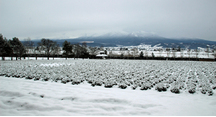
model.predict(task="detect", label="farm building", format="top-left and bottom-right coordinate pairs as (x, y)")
top-left (96, 51), bottom-right (107, 59)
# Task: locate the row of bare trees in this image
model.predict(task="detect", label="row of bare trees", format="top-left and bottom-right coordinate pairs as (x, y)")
top-left (37, 38), bottom-right (60, 60)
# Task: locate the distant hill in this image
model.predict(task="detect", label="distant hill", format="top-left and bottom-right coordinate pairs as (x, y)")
top-left (24, 32), bottom-right (216, 49)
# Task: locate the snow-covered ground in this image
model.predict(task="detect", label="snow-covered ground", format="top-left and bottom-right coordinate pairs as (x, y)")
top-left (0, 57), bottom-right (71, 61)
top-left (0, 59), bottom-right (216, 115)
top-left (1, 76), bottom-right (216, 116)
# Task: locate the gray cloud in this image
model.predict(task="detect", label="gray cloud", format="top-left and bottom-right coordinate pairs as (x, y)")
top-left (0, 0), bottom-right (216, 41)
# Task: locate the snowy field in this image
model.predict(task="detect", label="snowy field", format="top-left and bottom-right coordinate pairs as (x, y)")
top-left (0, 59), bottom-right (216, 116)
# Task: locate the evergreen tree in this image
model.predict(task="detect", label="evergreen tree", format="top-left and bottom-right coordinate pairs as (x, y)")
top-left (140, 51), bottom-right (144, 58)
top-left (104, 50), bottom-right (107, 55)
top-left (9, 37), bottom-right (25, 60)
top-left (152, 52), bottom-right (155, 58)
top-left (0, 34), bottom-right (13, 60)
top-left (62, 40), bottom-right (73, 59)
top-left (81, 42), bottom-right (89, 59)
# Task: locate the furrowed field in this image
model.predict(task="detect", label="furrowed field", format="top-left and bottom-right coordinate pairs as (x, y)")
top-left (1, 59), bottom-right (216, 95)
top-left (0, 59), bottom-right (216, 115)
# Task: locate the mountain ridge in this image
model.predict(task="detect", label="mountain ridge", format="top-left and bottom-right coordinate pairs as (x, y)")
top-left (23, 32), bottom-right (216, 49)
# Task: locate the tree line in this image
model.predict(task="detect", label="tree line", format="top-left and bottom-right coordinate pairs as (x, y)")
top-left (0, 34), bottom-right (25, 60)
top-left (1, 33), bottom-right (215, 61)
top-left (0, 34), bottom-right (100, 60)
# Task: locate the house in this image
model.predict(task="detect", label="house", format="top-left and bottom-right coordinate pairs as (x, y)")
top-left (96, 51), bottom-right (107, 59)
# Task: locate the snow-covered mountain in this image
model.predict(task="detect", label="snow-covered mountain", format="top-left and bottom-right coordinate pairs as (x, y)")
top-left (97, 31), bottom-right (161, 38)
top-left (27, 32), bottom-right (216, 49)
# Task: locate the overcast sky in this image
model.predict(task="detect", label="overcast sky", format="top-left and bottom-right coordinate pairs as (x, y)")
top-left (0, 0), bottom-right (216, 41)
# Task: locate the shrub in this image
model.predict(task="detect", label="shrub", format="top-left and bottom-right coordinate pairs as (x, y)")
top-left (201, 87), bottom-right (207, 94)
top-left (118, 84), bottom-right (127, 89)
top-left (212, 85), bottom-right (216, 90)
top-left (95, 81), bottom-right (102, 86)
top-left (61, 80), bottom-right (67, 84)
top-left (72, 79), bottom-right (81, 85)
top-left (131, 85), bottom-right (137, 90)
top-left (61, 78), bottom-right (70, 84)
top-left (155, 83), bottom-right (167, 92)
top-left (170, 86), bottom-right (180, 94)
top-left (140, 83), bottom-right (151, 90)
top-left (0, 58), bottom-right (215, 96)
top-left (34, 77), bottom-right (40, 81)
top-left (188, 88), bottom-right (196, 94)
top-left (208, 90), bottom-right (213, 96)
top-left (104, 83), bottom-right (113, 88)
top-left (187, 80), bottom-right (197, 94)
top-left (91, 82), bottom-right (96, 87)
top-left (43, 77), bottom-right (49, 81)
top-left (25, 76), bottom-right (34, 79)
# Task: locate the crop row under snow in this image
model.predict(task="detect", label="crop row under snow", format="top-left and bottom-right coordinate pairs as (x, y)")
top-left (1, 59), bottom-right (216, 96)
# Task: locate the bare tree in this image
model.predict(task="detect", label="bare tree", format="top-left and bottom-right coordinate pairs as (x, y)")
top-left (131, 47), bottom-right (138, 59)
top-left (188, 49), bottom-right (191, 60)
top-left (172, 50), bottom-right (177, 59)
top-left (89, 47), bottom-right (98, 56)
top-left (34, 46), bottom-right (40, 60)
top-left (145, 50), bottom-right (148, 59)
top-left (126, 50), bottom-right (130, 58)
top-left (37, 38), bottom-right (58, 60)
top-left (81, 42), bottom-right (89, 59)
top-left (195, 48), bottom-right (199, 60)
top-left (166, 48), bottom-right (171, 58)
top-left (35, 45), bottom-right (45, 60)
top-left (159, 49), bottom-right (163, 58)
top-left (213, 48), bottom-right (216, 59)
top-left (100, 45), bottom-right (104, 51)
top-left (23, 37), bottom-right (34, 59)
top-left (108, 50), bottom-right (113, 57)
top-left (180, 49), bottom-right (184, 58)
top-left (51, 44), bottom-right (60, 60)
top-left (206, 45), bottom-right (210, 57)
top-left (120, 49), bottom-right (125, 59)
top-left (73, 44), bottom-right (82, 59)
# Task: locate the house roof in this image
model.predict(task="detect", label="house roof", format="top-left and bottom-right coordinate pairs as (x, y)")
top-left (96, 54), bottom-right (107, 57)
